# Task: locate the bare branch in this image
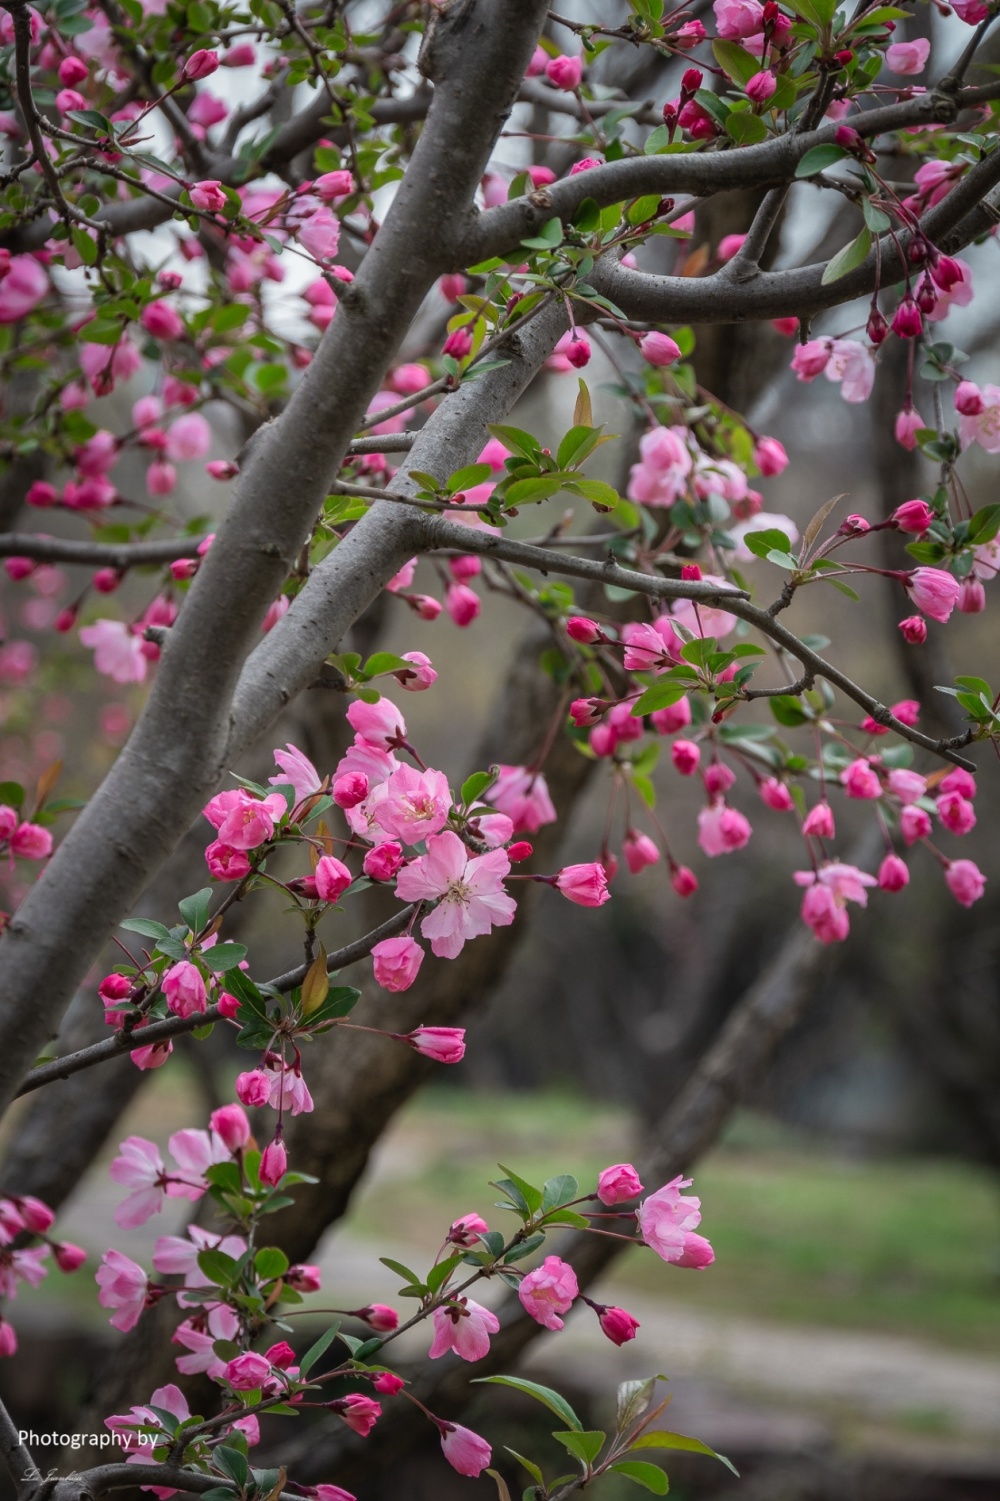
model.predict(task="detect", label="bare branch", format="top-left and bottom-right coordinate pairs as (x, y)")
top-left (0, 534), bottom-right (205, 568)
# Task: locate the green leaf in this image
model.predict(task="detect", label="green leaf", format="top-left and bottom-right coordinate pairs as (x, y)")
top-left (821, 227), bottom-right (871, 285)
top-left (968, 503), bottom-right (1000, 545)
top-left (609, 1461), bottom-right (670, 1493)
top-left (473, 1376), bottom-right (584, 1431)
top-left (361, 651), bottom-right (409, 678)
top-left (630, 1431), bottom-right (739, 1476)
top-left (744, 527), bottom-right (792, 558)
top-left (553, 1430), bottom-right (605, 1466)
top-left (205, 1162), bottom-right (242, 1195)
top-left (448, 463), bottom-right (493, 494)
top-left (616, 1377), bottom-right (657, 1434)
top-left (197, 1250), bottom-right (240, 1288)
top-left (0, 782), bottom-right (25, 808)
top-left (461, 769), bottom-right (497, 807)
top-left (178, 888), bottom-right (212, 934)
top-left (565, 478), bottom-right (620, 509)
top-left (120, 918), bottom-right (170, 940)
top-left (631, 681), bottom-right (691, 716)
top-left (213, 1447), bottom-right (248, 1489)
top-left (203, 942), bottom-right (248, 972)
top-left (487, 425), bottom-right (542, 460)
top-left (541, 1174), bottom-right (579, 1212)
top-left (712, 39), bottom-right (759, 85)
top-left (254, 1247), bottom-right (289, 1281)
top-left (427, 1254), bottom-right (462, 1293)
top-left (725, 112), bottom-right (768, 145)
top-left (497, 1165), bottom-right (544, 1214)
top-left (299, 1321), bottom-right (341, 1376)
top-left (380, 1257), bottom-right (423, 1286)
top-left (770, 695), bottom-right (809, 727)
top-left (794, 144), bottom-right (847, 178)
top-left (503, 476), bottom-right (566, 507)
top-left (504, 1449), bottom-right (544, 1487)
top-left (304, 986), bottom-right (360, 1024)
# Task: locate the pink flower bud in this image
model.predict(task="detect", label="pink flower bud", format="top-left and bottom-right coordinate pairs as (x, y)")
top-left (59, 55), bottom-right (89, 86)
top-left (555, 862), bottom-right (610, 907)
top-left (598, 1304), bottom-right (640, 1345)
top-left (681, 67), bottom-right (703, 95)
top-left (17, 1195), bottom-right (54, 1233)
top-left (217, 992), bottom-right (240, 1019)
top-left (566, 615), bottom-right (601, 643)
top-left (333, 772), bottom-right (369, 808)
top-left (394, 650), bottom-right (437, 690)
top-left (899, 614), bottom-right (927, 644)
top-left (802, 801), bottom-right (835, 839)
top-left (315, 170), bottom-right (355, 201)
top-left (936, 791), bottom-right (976, 835)
top-left (314, 854), bottom-right (352, 903)
top-left (954, 380), bottom-right (983, 416)
top-left (92, 567), bottom-right (122, 593)
top-left (651, 698), bottom-right (692, 736)
top-left (260, 1138), bottom-right (287, 1185)
top-left (891, 297), bottom-right (923, 339)
top-left (359, 1303), bottom-right (398, 1331)
top-left (3, 557), bottom-right (34, 581)
top-left (597, 1163), bottom-right (643, 1205)
top-left (877, 853), bottom-right (909, 892)
top-left (564, 333), bottom-right (591, 368)
top-left (672, 739), bottom-right (701, 776)
top-left (906, 566), bottom-right (960, 622)
top-left (753, 436), bottom-right (788, 476)
top-left (26, 480), bottom-right (57, 507)
top-left (206, 459), bottom-right (239, 480)
top-left (363, 842), bottom-right (404, 881)
top-left (225, 1351), bottom-right (270, 1389)
top-left (958, 576), bottom-right (986, 614)
top-left (945, 858), bottom-right (986, 907)
top-left (184, 49), bottom-right (219, 79)
top-left (410, 593), bottom-right (442, 621)
top-left (439, 1422), bottom-right (491, 1477)
top-left (448, 1212), bottom-right (489, 1246)
top-left (639, 331), bottom-right (681, 367)
top-left (746, 69), bottom-right (777, 102)
top-left (759, 777), bottom-right (795, 812)
top-left (704, 761), bottom-right (735, 796)
top-left (671, 865), bottom-right (698, 897)
top-left (841, 758), bottom-right (882, 800)
top-left (189, 179), bottom-right (226, 213)
top-left (374, 1371), bottom-right (405, 1394)
top-left (545, 54), bottom-right (583, 91)
top-left (900, 804), bottom-right (932, 845)
top-left (54, 1242), bottom-right (87, 1272)
top-left (286, 1263), bottom-right (321, 1291)
top-left (209, 1104), bottom-right (250, 1151)
top-left (623, 829), bottom-right (660, 873)
top-left (438, 274), bottom-right (466, 303)
top-left (406, 1027), bottom-right (466, 1063)
top-left (235, 1070), bottom-right (271, 1107)
top-left (443, 327), bottom-right (473, 359)
top-left (372, 936), bottom-right (424, 992)
top-left (892, 499), bottom-right (934, 534)
top-left (445, 583), bottom-right (480, 627)
top-left (265, 1340), bottom-right (296, 1368)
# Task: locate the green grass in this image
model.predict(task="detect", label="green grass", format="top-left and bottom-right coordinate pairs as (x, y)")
top-left (352, 1088), bottom-right (1000, 1354)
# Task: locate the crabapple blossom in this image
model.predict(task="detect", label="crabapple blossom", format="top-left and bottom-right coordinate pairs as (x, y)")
top-left (96, 1250), bottom-right (149, 1331)
top-left (439, 1423), bottom-right (492, 1477)
top-left (484, 765), bottom-right (556, 832)
top-left (448, 1212), bottom-right (490, 1245)
top-left (637, 1177), bottom-right (714, 1267)
top-left (598, 1305), bottom-right (641, 1345)
top-left (406, 1026), bottom-right (467, 1063)
top-left (597, 1163), bottom-right (644, 1205)
top-left (518, 1255), bottom-right (579, 1330)
top-left (396, 831), bottom-right (515, 957)
top-left (371, 936), bottom-right (424, 991)
top-left (428, 1297), bottom-right (500, 1360)
top-left (697, 803), bottom-right (752, 856)
top-left (554, 862), bottom-right (610, 907)
top-left (906, 567), bottom-right (960, 621)
top-left (945, 859), bottom-right (986, 906)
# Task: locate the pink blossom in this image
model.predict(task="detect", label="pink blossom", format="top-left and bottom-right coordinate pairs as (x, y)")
top-left (945, 858), bottom-right (986, 906)
top-left (11, 822), bottom-right (51, 859)
top-left (841, 758), bottom-right (881, 800)
top-left (260, 1138), bottom-right (287, 1185)
top-left (714, 0), bottom-right (764, 38)
top-left (287, 1263), bottom-right (321, 1292)
top-left (167, 1128), bottom-right (229, 1198)
top-left (958, 577), bottom-right (986, 613)
top-left (637, 1176), bottom-right (714, 1267)
top-left (373, 1372), bottom-right (404, 1395)
top-left (887, 768), bottom-right (926, 801)
top-left (802, 802), bottom-right (835, 839)
top-left (185, 47), bottom-right (219, 78)
top-left (269, 743), bottom-right (321, 805)
top-left (906, 567), bottom-right (960, 622)
top-left (215, 790), bottom-right (286, 850)
top-left (161, 962), bottom-right (207, 1020)
top-left (697, 803), bottom-right (752, 856)
top-left (893, 499), bottom-right (934, 534)
top-left (109, 1136), bottom-right (168, 1228)
top-left (746, 69), bottom-right (777, 102)
top-left (314, 855), bottom-right (352, 902)
top-left (396, 831), bottom-right (515, 958)
top-left (825, 339), bottom-right (876, 403)
top-left (363, 842), bottom-right (404, 880)
top-left (54, 1242), bottom-right (86, 1272)
top-left (210, 1104), bottom-right (250, 1151)
top-left (555, 862), bottom-right (610, 907)
top-left (651, 696), bottom-right (692, 735)
top-left (484, 765), bottom-right (556, 833)
top-left (314, 169), bottom-right (354, 200)
top-left (429, 1296), bottom-right (500, 1361)
top-left (753, 436), bottom-right (788, 475)
top-left (448, 1212), bottom-right (489, 1246)
top-left (623, 829), bottom-right (660, 873)
top-left (190, 179), bottom-right (226, 212)
top-left (440, 1423), bottom-right (491, 1477)
top-left (80, 338), bottom-right (140, 395)
top-left (940, 767), bottom-right (976, 800)
top-left (80, 620), bottom-right (148, 684)
top-left (672, 740), bottom-right (701, 776)
top-left (395, 651), bottom-right (437, 690)
top-left (759, 777), bottom-right (795, 812)
top-left (518, 1255), bottom-right (579, 1330)
top-left (791, 340), bottom-right (832, 381)
top-left (372, 765), bottom-right (452, 845)
top-left (334, 772), bottom-right (369, 809)
top-left (165, 413), bottom-right (211, 462)
top-left (599, 1305), bottom-right (641, 1345)
top-left (205, 841), bottom-right (252, 881)
top-left (405, 1026), bottom-right (466, 1063)
top-left (445, 582), bottom-right (480, 626)
top-left (96, 1249), bottom-right (149, 1331)
top-left (900, 804), bottom-right (932, 845)
top-left (225, 1351), bottom-right (270, 1389)
top-left (801, 882), bottom-right (850, 943)
top-left (895, 407), bottom-right (924, 450)
top-left (936, 791), bottom-right (976, 835)
top-left (878, 854), bottom-right (909, 892)
top-left (265, 1060), bottom-right (313, 1116)
top-left (333, 1395), bottom-right (381, 1436)
top-left (0, 256), bottom-right (48, 322)
top-left (899, 615), bottom-right (927, 644)
top-left (597, 1163), bottom-right (644, 1205)
top-left (886, 38), bottom-right (930, 74)
top-left (347, 695), bottom-right (405, 747)
top-left (640, 331), bottom-right (681, 366)
top-left (545, 54), bottom-right (582, 90)
top-left (372, 936), bottom-right (424, 991)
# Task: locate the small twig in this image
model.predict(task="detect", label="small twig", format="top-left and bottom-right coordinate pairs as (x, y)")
top-left (0, 534), bottom-right (207, 568)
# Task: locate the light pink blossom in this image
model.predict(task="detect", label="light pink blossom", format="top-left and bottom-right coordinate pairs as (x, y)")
top-left (637, 1176), bottom-right (715, 1267)
top-left (518, 1255), bottom-right (579, 1330)
top-left (428, 1296), bottom-right (500, 1361)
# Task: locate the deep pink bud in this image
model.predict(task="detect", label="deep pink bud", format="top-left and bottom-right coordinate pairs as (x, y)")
top-left (358, 1303), bottom-right (398, 1331)
top-left (363, 842), bottom-right (404, 881)
top-left (333, 772), bottom-right (369, 808)
top-left (260, 1138), bottom-right (287, 1185)
top-left (565, 333), bottom-right (591, 369)
top-left (184, 49), bottom-right (219, 79)
top-left (374, 1371), bottom-right (405, 1394)
top-left (406, 1026), bottom-right (466, 1063)
top-left (681, 67), bottom-right (703, 95)
top-left (209, 1104), bottom-right (250, 1151)
top-left (898, 614), bottom-right (927, 644)
top-left (17, 1196), bottom-right (54, 1234)
top-left (235, 1070), bottom-right (271, 1107)
top-left (286, 1263), bottom-right (321, 1292)
top-left (958, 576), bottom-right (986, 614)
top-left (265, 1340), bottom-right (296, 1368)
top-left (566, 615), bottom-right (600, 643)
top-left (878, 854), bottom-right (909, 892)
top-left (598, 1304), bottom-right (640, 1345)
top-left (597, 1163), bottom-right (643, 1205)
top-left (555, 862), bottom-right (610, 907)
top-left (639, 331), bottom-right (681, 367)
top-left (672, 739), bottom-right (701, 776)
top-left (892, 499), bottom-right (934, 535)
top-left (802, 801), bottom-right (835, 839)
top-left (930, 255), bottom-right (963, 291)
top-left (443, 327), bottom-right (473, 360)
top-left (891, 297), bottom-right (923, 339)
top-left (746, 70), bottom-right (777, 103)
top-left (671, 865), bottom-right (698, 897)
top-left (314, 855), bottom-right (352, 903)
top-left (867, 307), bottom-right (888, 346)
top-left (681, 563), bottom-right (702, 580)
top-left (954, 380), bottom-right (983, 416)
top-left (54, 1242), bottom-right (87, 1272)
top-left (59, 55), bottom-right (89, 86)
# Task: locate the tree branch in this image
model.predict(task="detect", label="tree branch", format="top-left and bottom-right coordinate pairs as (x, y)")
top-left (0, 534), bottom-right (206, 568)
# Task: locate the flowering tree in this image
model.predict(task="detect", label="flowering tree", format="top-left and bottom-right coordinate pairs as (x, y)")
top-left (0, 0), bottom-right (998, 1494)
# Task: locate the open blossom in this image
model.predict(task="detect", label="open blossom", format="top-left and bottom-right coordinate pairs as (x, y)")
top-left (518, 1255), bottom-right (579, 1330)
top-left (886, 37), bottom-right (930, 73)
top-left (96, 1250), bottom-right (149, 1331)
top-left (396, 830), bottom-right (515, 958)
top-left (697, 803), bottom-right (751, 856)
top-left (371, 765), bottom-right (451, 844)
top-left (429, 1297), bottom-right (500, 1361)
top-left (448, 1212), bottom-right (489, 1246)
top-left (484, 765), bottom-right (556, 833)
top-left (332, 1395), bottom-right (381, 1436)
top-left (797, 862), bottom-right (876, 942)
top-left (269, 743), bottom-right (322, 805)
top-left (79, 620), bottom-right (147, 684)
top-left (637, 1176), bottom-right (714, 1267)
top-left (225, 1351), bottom-right (271, 1389)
